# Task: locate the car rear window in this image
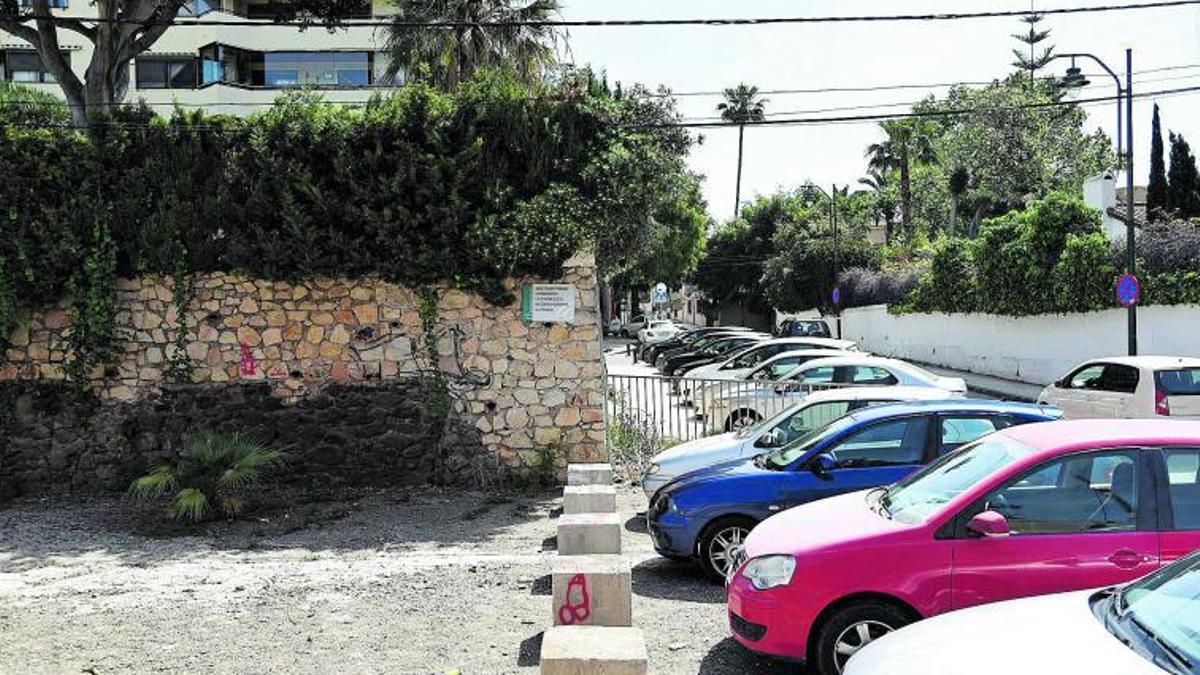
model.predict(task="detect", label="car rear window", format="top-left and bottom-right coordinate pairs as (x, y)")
top-left (1156, 368), bottom-right (1200, 396)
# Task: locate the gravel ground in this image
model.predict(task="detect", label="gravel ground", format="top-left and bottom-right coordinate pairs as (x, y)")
top-left (0, 484), bottom-right (799, 674)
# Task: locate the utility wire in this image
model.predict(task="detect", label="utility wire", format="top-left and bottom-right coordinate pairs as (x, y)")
top-left (3, 0), bottom-right (1199, 28)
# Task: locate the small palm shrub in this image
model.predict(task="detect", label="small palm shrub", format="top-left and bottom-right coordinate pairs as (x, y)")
top-left (130, 432), bottom-right (284, 523)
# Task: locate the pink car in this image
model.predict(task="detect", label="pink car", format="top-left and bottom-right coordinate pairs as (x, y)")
top-left (726, 419), bottom-right (1200, 675)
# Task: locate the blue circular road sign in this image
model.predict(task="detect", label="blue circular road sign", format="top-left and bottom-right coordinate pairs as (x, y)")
top-left (1116, 273), bottom-right (1141, 307)
top-left (831, 287), bottom-right (842, 307)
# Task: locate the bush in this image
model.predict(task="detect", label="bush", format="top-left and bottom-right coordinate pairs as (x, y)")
top-left (908, 237), bottom-right (976, 313)
top-left (130, 432), bottom-right (284, 523)
top-left (837, 266), bottom-right (921, 309)
top-left (1053, 233), bottom-right (1117, 312)
top-left (1125, 222), bottom-right (1200, 274)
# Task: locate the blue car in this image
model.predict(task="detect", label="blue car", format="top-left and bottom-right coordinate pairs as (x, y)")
top-left (646, 400), bottom-right (1062, 579)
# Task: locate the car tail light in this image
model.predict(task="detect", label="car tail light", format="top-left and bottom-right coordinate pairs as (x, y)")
top-left (1155, 387), bottom-right (1171, 416)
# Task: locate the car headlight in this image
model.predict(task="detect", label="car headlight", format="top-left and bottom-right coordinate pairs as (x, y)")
top-left (742, 555), bottom-right (796, 590)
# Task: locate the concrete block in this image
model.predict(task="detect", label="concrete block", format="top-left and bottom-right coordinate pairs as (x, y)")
top-left (552, 555), bottom-right (632, 627)
top-left (567, 463), bottom-right (613, 486)
top-left (563, 484), bottom-right (617, 515)
top-left (557, 512), bottom-right (621, 555)
top-left (540, 626), bottom-right (648, 675)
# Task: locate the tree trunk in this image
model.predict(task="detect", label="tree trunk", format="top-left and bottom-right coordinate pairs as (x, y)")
top-left (949, 196), bottom-right (959, 236)
top-left (899, 145), bottom-right (913, 242)
top-left (734, 124), bottom-right (745, 217)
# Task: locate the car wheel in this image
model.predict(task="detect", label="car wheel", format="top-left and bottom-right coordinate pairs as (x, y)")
top-left (724, 409), bottom-right (761, 432)
top-left (697, 516), bottom-right (756, 581)
top-left (812, 601), bottom-right (913, 675)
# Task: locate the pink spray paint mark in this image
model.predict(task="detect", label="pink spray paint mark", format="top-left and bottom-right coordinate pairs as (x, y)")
top-left (557, 573), bottom-right (591, 625)
top-left (239, 342), bottom-right (258, 376)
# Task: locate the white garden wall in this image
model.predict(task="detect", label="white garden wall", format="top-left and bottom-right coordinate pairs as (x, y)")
top-left (838, 304), bottom-right (1200, 386)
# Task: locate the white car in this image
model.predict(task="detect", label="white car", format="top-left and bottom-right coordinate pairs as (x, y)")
top-left (682, 337), bottom-right (859, 382)
top-left (689, 349), bottom-right (858, 422)
top-left (1038, 356), bottom-right (1200, 420)
top-left (637, 320), bottom-right (679, 344)
top-left (845, 550), bottom-right (1200, 675)
top-left (705, 355), bottom-right (967, 431)
top-left (616, 314), bottom-right (646, 337)
top-left (641, 386), bottom-right (951, 498)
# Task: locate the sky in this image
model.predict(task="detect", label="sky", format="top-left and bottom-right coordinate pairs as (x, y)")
top-left (561, 0), bottom-right (1200, 223)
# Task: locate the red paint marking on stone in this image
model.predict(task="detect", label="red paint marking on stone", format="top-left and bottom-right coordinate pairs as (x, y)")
top-left (557, 573), bottom-right (591, 625)
top-left (240, 342), bottom-right (258, 376)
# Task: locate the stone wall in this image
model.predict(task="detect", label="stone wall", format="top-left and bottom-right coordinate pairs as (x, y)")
top-left (0, 254), bottom-right (605, 495)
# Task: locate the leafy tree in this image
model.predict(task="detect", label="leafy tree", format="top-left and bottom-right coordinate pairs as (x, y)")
top-left (1011, 11), bottom-right (1054, 87)
top-left (858, 168), bottom-right (897, 244)
top-left (130, 432), bottom-right (284, 523)
top-left (1148, 104), bottom-right (1168, 221)
top-left (0, 81), bottom-right (68, 126)
top-left (1167, 132), bottom-right (1200, 219)
top-left (922, 76), bottom-right (1111, 226)
top-left (948, 166), bottom-right (971, 236)
top-left (761, 213), bottom-right (882, 313)
top-left (866, 118), bottom-right (938, 242)
top-left (717, 83), bottom-right (767, 217)
top-left (383, 0), bottom-right (564, 91)
top-left (909, 237), bottom-right (976, 313)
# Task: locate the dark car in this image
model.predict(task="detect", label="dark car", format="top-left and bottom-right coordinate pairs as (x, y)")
top-left (660, 335), bottom-right (767, 376)
top-left (777, 318), bottom-right (832, 338)
top-left (640, 327), bottom-right (752, 363)
top-left (653, 332), bottom-right (752, 369)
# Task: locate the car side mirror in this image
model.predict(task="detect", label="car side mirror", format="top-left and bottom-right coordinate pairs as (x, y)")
top-left (810, 453), bottom-right (838, 476)
top-left (966, 510), bottom-right (1011, 538)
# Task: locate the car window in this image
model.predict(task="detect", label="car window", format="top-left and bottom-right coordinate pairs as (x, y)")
top-left (1163, 448), bottom-right (1200, 530)
top-left (980, 451), bottom-right (1140, 534)
top-left (939, 416), bottom-right (1007, 454)
top-left (756, 401), bottom-right (853, 448)
top-left (730, 344), bottom-right (782, 369)
top-left (1156, 368), bottom-right (1200, 396)
top-left (825, 418), bottom-right (929, 469)
top-left (843, 365), bottom-right (899, 385)
top-left (1067, 364), bottom-right (1105, 389)
top-left (795, 366), bottom-right (835, 384)
top-left (1065, 363), bottom-right (1140, 394)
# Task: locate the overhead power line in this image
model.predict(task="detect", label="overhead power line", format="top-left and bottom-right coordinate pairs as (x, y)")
top-left (3, 0), bottom-right (1199, 28)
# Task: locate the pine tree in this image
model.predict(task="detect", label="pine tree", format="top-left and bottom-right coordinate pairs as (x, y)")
top-left (1167, 132), bottom-right (1200, 218)
top-left (1147, 104), bottom-right (1168, 221)
top-left (1011, 11), bottom-right (1055, 86)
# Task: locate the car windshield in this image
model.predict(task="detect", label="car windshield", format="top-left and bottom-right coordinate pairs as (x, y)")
top-left (880, 434), bottom-right (1037, 524)
top-left (735, 398), bottom-right (813, 439)
top-left (1157, 368), bottom-right (1200, 396)
top-left (760, 412), bottom-right (864, 469)
top-left (1116, 552), bottom-right (1200, 670)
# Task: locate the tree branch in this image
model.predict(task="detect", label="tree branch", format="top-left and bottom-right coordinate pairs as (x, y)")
top-left (115, 0), bottom-right (186, 65)
top-left (29, 0), bottom-right (85, 110)
top-left (0, 15), bottom-right (42, 45)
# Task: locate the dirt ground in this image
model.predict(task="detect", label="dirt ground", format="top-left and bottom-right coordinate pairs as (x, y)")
top-left (0, 483), bottom-right (798, 674)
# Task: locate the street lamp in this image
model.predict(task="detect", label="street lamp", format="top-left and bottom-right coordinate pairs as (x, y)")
top-left (1055, 49), bottom-right (1137, 356)
top-left (802, 183), bottom-right (843, 339)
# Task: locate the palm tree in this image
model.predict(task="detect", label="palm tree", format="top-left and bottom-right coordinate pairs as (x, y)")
top-left (718, 84), bottom-right (767, 217)
top-left (858, 168), bottom-right (897, 244)
top-left (947, 166), bottom-right (971, 236)
top-left (384, 0), bottom-right (566, 91)
top-left (865, 119), bottom-right (937, 242)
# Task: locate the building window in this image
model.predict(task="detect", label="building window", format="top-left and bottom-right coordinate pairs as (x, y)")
top-left (17, 0), bottom-right (69, 8)
top-left (177, 0), bottom-right (218, 16)
top-left (136, 57), bottom-right (198, 89)
top-left (0, 50), bottom-right (69, 84)
top-left (199, 44), bottom-right (379, 88)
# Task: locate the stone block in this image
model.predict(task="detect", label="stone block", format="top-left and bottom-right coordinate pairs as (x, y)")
top-left (557, 513), bottom-right (620, 555)
top-left (551, 555), bottom-right (631, 627)
top-left (563, 485), bottom-right (617, 515)
top-left (567, 463), bottom-right (612, 486)
top-left (539, 626), bottom-right (647, 675)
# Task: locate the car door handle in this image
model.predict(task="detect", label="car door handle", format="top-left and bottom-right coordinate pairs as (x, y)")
top-left (1107, 549), bottom-right (1146, 569)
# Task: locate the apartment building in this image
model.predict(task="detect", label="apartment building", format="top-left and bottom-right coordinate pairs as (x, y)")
top-left (0, 0), bottom-right (399, 115)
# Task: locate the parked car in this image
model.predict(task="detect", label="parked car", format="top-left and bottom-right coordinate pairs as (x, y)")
top-left (683, 337), bottom-right (859, 382)
top-left (658, 334), bottom-right (769, 376)
top-left (845, 549), bottom-right (1200, 675)
top-left (1038, 356), bottom-right (1200, 419)
top-left (777, 318), bottom-right (833, 338)
top-left (617, 314), bottom-right (646, 337)
top-left (704, 355), bottom-right (967, 430)
top-left (690, 350), bottom-right (860, 425)
top-left (640, 327), bottom-right (754, 364)
top-left (648, 400), bottom-right (1061, 579)
top-left (641, 386), bottom-right (952, 499)
top-left (637, 320), bottom-right (680, 345)
top-left (726, 419), bottom-right (1200, 675)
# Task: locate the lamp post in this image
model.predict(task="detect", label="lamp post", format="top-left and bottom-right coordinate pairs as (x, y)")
top-left (1056, 48), bottom-right (1137, 356)
top-left (804, 183), bottom-right (843, 339)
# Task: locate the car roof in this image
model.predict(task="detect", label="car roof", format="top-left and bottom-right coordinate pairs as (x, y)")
top-left (1074, 355), bottom-right (1200, 370)
top-left (839, 399), bottom-right (1061, 424)
top-left (800, 386), bottom-right (952, 403)
top-left (758, 349), bottom-right (855, 364)
top-left (794, 355), bottom-right (908, 369)
top-left (999, 418), bottom-right (1200, 455)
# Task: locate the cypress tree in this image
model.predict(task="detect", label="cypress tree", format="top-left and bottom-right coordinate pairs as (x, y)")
top-left (1011, 11), bottom-right (1055, 86)
top-left (1167, 132), bottom-right (1200, 219)
top-left (1147, 104), bottom-right (1168, 221)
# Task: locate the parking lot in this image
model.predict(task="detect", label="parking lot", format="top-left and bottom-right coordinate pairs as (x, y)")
top-left (0, 485), bottom-right (792, 674)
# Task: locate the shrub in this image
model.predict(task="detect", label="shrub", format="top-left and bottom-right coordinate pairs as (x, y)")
top-left (837, 266), bottom-right (921, 309)
top-left (130, 432), bottom-right (284, 523)
top-left (908, 237), bottom-right (976, 313)
top-left (1053, 233), bottom-right (1117, 312)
